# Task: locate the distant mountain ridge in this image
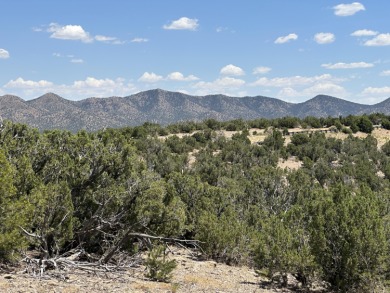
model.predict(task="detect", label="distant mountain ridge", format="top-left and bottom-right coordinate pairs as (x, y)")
top-left (1, 89), bottom-right (389, 132)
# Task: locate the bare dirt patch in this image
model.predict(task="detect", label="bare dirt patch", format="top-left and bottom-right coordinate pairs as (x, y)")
top-left (371, 128), bottom-right (390, 147)
top-left (325, 128), bottom-right (390, 148)
top-left (248, 128), bottom-right (268, 144)
top-left (0, 247), bottom-right (321, 293)
top-left (278, 157), bottom-right (303, 171)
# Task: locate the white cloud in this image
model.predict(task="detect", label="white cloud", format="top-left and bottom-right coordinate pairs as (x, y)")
top-left (220, 64), bottom-right (245, 76)
top-left (253, 66), bottom-right (271, 75)
top-left (256, 74), bottom-right (343, 101)
top-left (302, 83), bottom-right (347, 97)
top-left (96, 35), bottom-right (125, 44)
top-left (72, 77), bottom-right (116, 88)
top-left (0, 48), bottom-right (10, 59)
top-left (95, 35), bottom-right (116, 42)
top-left (45, 23), bottom-right (123, 44)
top-left (333, 2), bottom-right (365, 16)
top-left (131, 38), bottom-right (149, 43)
top-left (70, 59), bottom-right (84, 63)
top-left (163, 17), bottom-right (199, 31)
top-left (193, 77), bottom-right (245, 95)
top-left (4, 77), bottom-right (53, 88)
top-left (48, 23), bottom-right (93, 43)
top-left (362, 86), bottom-right (390, 95)
top-left (251, 74), bottom-right (338, 87)
top-left (277, 88), bottom-right (300, 99)
top-left (380, 70), bottom-right (390, 76)
top-left (321, 62), bottom-right (374, 69)
top-left (351, 29), bottom-right (378, 37)
top-left (138, 72), bottom-right (164, 83)
top-left (3, 77), bottom-right (137, 99)
top-left (166, 72), bottom-right (199, 81)
top-left (314, 32), bottom-right (335, 44)
top-left (276, 83), bottom-right (347, 101)
top-left (70, 77), bottom-right (136, 97)
top-left (274, 33), bottom-right (298, 44)
top-left (364, 34), bottom-right (390, 46)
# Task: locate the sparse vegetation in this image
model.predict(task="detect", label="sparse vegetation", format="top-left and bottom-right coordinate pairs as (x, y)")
top-left (0, 115), bottom-right (389, 292)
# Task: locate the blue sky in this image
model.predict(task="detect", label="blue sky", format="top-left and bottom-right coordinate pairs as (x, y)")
top-left (1, 0), bottom-right (390, 103)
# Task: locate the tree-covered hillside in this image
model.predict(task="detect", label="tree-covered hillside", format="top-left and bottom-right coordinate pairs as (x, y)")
top-left (0, 114), bottom-right (389, 292)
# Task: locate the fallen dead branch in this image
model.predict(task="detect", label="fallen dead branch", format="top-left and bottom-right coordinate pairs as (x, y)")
top-left (18, 231), bottom-right (203, 280)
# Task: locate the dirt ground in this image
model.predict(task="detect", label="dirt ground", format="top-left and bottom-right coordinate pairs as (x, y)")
top-left (0, 247), bottom-right (323, 293)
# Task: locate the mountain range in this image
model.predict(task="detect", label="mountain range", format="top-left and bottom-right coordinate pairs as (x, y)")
top-left (1, 89), bottom-right (389, 132)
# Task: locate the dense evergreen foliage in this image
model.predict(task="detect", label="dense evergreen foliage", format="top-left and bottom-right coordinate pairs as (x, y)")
top-left (0, 114), bottom-right (389, 292)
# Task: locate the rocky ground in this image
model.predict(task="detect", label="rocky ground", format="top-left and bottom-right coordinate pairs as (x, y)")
top-left (0, 247), bottom-right (327, 293)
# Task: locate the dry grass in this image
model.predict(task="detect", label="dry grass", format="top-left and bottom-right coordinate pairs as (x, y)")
top-left (278, 157), bottom-right (302, 170)
top-left (0, 247), bottom-right (276, 293)
top-left (248, 128), bottom-right (268, 144)
top-left (371, 128), bottom-right (390, 147)
top-left (326, 128), bottom-right (390, 148)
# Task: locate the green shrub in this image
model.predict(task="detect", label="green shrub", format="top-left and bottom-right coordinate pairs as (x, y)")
top-left (144, 245), bottom-right (177, 282)
top-left (309, 186), bottom-right (387, 291)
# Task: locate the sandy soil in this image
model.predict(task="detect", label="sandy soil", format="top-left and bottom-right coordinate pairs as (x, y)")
top-left (0, 247), bottom-right (316, 293)
top-left (324, 128), bottom-right (390, 148)
top-left (277, 157), bottom-right (302, 171)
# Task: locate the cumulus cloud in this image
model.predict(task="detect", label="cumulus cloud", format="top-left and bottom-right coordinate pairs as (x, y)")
top-left (44, 23), bottom-right (123, 44)
top-left (380, 70), bottom-right (390, 76)
top-left (220, 64), bottom-right (245, 76)
top-left (301, 83), bottom-right (347, 97)
top-left (166, 72), bottom-right (199, 81)
top-left (131, 38), bottom-right (149, 43)
top-left (276, 83), bottom-right (347, 101)
top-left (4, 77), bottom-right (53, 88)
top-left (362, 86), bottom-right (390, 95)
top-left (321, 62), bottom-right (374, 69)
top-left (251, 74), bottom-right (338, 87)
top-left (163, 17), bottom-right (199, 31)
top-left (361, 86), bottom-right (390, 103)
top-left (3, 77), bottom-right (137, 99)
top-left (253, 66), bottom-right (271, 75)
top-left (351, 29), bottom-right (378, 37)
top-left (0, 48), bottom-right (10, 59)
top-left (274, 33), bottom-right (298, 44)
top-left (193, 77), bottom-right (245, 95)
top-left (333, 2), bottom-right (365, 16)
top-left (364, 34), bottom-right (390, 46)
top-left (138, 72), bottom-right (164, 83)
top-left (48, 23), bottom-right (93, 43)
top-left (314, 32), bottom-right (335, 44)
top-left (71, 77), bottom-right (136, 97)
top-left (72, 77), bottom-right (117, 88)
top-left (277, 87), bottom-right (300, 98)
